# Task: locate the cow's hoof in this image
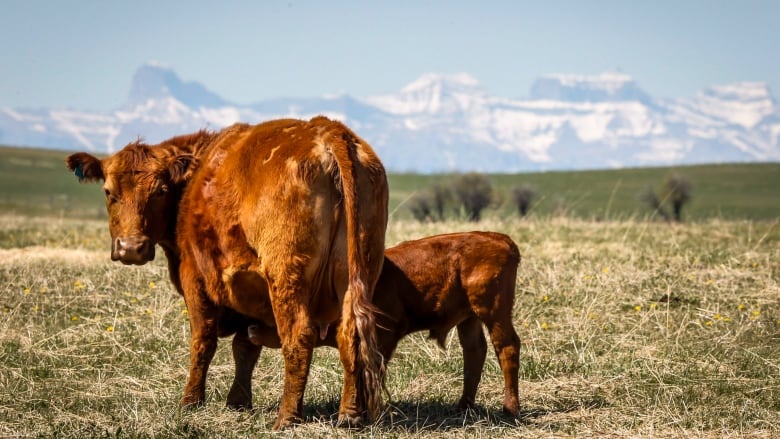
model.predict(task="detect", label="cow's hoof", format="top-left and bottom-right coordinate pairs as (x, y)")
top-left (503, 404), bottom-right (520, 417)
top-left (179, 395), bottom-right (205, 410)
top-left (337, 413), bottom-right (364, 429)
top-left (272, 414), bottom-right (303, 430)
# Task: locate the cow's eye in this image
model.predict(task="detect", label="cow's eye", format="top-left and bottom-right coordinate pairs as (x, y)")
top-left (153, 184), bottom-right (168, 197)
top-left (103, 188), bottom-right (116, 202)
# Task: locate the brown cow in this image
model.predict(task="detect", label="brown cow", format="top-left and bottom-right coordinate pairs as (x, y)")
top-left (65, 116), bottom-right (388, 429)
top-left (246, 231), bottom-right (521, 416)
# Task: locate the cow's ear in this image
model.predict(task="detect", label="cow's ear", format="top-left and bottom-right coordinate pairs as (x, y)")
top-left (168, 154), bottom-right (198, 184)
top-left (66, 152), bottom-right (104, 183)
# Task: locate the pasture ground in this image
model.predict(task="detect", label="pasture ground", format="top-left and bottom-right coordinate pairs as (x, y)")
top-left (0, 214), bottom-right (778, 438)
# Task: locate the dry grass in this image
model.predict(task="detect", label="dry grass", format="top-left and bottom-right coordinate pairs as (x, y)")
top-left (0, 214), bottom-right (778, 438)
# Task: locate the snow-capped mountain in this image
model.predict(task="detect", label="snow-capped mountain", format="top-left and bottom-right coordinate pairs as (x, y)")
top-left (1, 63), bottom-right (778, 173)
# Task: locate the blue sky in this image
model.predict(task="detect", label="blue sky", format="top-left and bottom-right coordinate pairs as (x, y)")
top-left (1, 0), bottom-right (778, 110)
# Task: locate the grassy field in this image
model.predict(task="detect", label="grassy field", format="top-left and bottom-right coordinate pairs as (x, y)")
top-left (0, 214), bottom-right (778, 437)
top-left (1, 145), bottom-right (778, 436)
top-left (2, 145), bottom-right (779, 221)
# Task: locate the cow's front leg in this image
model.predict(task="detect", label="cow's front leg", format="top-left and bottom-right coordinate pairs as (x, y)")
top-left (226, 330), bottom-right (262, 410)
top-left (273, 303), bottom-right (316, 430)
top-left (456, 316), bottom-right (487, 411)
top-left (180, 311), bottom-right (219, 408)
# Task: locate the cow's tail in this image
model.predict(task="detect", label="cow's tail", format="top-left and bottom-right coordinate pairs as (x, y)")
top-left (330, 123), bottom-right (387, 422)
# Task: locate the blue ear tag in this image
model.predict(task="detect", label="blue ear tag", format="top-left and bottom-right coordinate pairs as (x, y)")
top-left (74, 164), bottom-right (85, 180)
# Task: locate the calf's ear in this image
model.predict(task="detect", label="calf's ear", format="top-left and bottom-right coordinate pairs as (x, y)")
top-left (65, 152), bottom-right (104, 182)
top-left (167, 154), bottom-right (199, 185)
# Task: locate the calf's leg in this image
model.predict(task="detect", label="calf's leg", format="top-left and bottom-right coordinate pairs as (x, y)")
top-left (456, 316), bottom-right (487, 410)
top-left (226, 331), bottom-right (262, 410)
top-left (486, 319), bottom-right (521, 416)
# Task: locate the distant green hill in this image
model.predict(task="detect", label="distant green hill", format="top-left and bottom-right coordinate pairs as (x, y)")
top-left (2, 145), bottom-right (778, 221)
top-left (389, 163), bottom-right (780, 221)
top-left (0, 146), bottom-right (105, 218)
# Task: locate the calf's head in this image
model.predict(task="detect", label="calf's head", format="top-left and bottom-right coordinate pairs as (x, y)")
top-left (66, 142), bottom-right (197, 265)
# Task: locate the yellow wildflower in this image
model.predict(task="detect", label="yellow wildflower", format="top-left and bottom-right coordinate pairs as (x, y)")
top-left (106, 325), bottom-right (114, 332)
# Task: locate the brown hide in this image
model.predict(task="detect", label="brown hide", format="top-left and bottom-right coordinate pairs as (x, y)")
top-left (66, 117), bottom-right (388, 429)
top-left (247, 231), bottom-right (521, 416)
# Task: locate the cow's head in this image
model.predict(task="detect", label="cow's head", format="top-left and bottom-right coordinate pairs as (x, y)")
top-left (66, 142), bottom-right (197, 265)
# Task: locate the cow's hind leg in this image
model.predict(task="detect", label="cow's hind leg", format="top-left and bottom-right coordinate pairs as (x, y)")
top-left (226, 331), bottom-right (262, 410)
top-left (485, 317), bottom-right (521, 416)
top-left (456, 316), bottom-right (487, 411)
top-left (272, 300), bottom-right (317, 430)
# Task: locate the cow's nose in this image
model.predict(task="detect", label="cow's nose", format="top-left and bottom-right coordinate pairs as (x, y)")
top-left (111, 236), bottom-right (154, 265)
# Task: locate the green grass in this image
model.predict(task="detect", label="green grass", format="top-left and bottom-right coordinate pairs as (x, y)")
top-left (388, 163), bottom-right (780, 221)
top-left (0, 146), bottom-right (105, 219)
top-left (1, 214), bottom-right (778, 437)
top-left (2, 144), bottom-right (779, 221)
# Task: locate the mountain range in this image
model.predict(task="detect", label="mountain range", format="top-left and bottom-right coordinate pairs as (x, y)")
top-left (1, 63), bottom-right (778, 173)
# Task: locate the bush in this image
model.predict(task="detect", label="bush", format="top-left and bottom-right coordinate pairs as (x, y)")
top-left (664, 174), bottom-right (692, 222)
top-left (408, 193), bottom-right (434, 222)
top-left (511, 184), bottom-right (537, 217)
top-left (452, 173), bottom-right (492, 222)
top-left (639, 173), bottom-right (693, 222)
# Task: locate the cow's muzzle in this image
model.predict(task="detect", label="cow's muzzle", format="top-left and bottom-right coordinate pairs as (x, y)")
top-left (111, 236), bottom-right (155, 265)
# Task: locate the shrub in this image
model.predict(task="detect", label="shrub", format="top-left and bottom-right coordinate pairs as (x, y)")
top-left (452, 173), bottom-right (492, 222)
top-left (511, 184), bottom-right (537, 217)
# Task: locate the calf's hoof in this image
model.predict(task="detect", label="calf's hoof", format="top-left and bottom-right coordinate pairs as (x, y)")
top-left (457, 396), bottom-right (475, 411)
top-left (226, 388), bottom-right (252, 411)
top-left (226, 399), bottom-right (252, 411)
